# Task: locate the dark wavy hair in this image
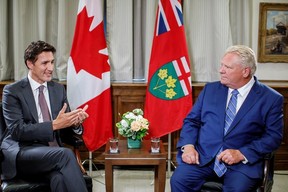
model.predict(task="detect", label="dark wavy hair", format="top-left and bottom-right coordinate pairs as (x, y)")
top-left (24, 40), bottom-right (56, 67)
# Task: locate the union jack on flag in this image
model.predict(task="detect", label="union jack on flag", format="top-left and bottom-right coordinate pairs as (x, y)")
top-left (172, 56), bottom-right (191, 96)
top-left (156, 0), bottom-right (183, 36)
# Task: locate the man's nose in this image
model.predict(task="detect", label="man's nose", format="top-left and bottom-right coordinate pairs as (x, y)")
top-left (47, 62), bottom-right (54, 70)
top-left (219, 66), bottom-right (224, 73)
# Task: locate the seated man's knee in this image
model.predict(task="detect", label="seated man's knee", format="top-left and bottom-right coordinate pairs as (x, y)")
top-left (170, 168), bottom-right (182, 186)
top-left (170, 166), bottom-right (191, 189)
top-left (57, 148), bottom-right (75, 159)
top-left (62, 148), bottom-right (75, 157)
top-left (50, 147), bottom-right (76, 167)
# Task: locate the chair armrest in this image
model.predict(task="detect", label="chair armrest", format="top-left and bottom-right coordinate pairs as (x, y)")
top-left (261, 153), bottom-right (274, 192)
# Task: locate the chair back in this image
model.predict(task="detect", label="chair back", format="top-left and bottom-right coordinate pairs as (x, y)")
top-left (0, 103), bottom-right (5, 162)
top-left (0, 103), bottom-right (6, 140)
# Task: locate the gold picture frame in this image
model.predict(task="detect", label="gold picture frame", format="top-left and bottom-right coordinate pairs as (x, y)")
top-left (258, 3), bottom-right (288, 63)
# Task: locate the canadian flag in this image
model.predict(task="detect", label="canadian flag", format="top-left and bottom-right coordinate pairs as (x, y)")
top-left (67, 0), bottom-right (113, 151)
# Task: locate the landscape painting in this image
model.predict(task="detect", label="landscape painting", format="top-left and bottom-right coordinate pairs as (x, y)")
top-left (258, 3), bottom-right (288, 63)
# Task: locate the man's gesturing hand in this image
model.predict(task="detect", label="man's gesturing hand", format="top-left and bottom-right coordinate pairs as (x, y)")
top-left (52, 103), bottom-right (89, 130)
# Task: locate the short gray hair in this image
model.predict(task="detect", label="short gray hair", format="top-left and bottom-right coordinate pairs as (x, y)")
top-left (224, 45), bottom-right (257, 76)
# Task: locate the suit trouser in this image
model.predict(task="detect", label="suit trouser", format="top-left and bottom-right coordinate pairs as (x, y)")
top-left (170, 162), bottom-right (260, 192)
top-left (16, 145), bottom-right (88, 192)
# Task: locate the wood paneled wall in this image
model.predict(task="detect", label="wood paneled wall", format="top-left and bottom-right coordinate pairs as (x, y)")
top-left (0, 81), bottom-right (287, 170)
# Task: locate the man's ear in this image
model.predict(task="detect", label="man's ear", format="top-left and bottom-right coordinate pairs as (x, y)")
top-left (243, 67), bottom-right (251, 78)
top-left (26, 60), bottom-right (33, 69)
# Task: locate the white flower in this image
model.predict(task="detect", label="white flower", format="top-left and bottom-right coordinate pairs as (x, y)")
top-left (125, 112), bottom-right (137, 120)
top-left (116, 109), bottom-right (149, 140)
top-left (135, 115), bottom-right (143, 120)
top-left (120, 119), bottom-right (128, 128)
top-left (131, 121), bottom-right (141, 132)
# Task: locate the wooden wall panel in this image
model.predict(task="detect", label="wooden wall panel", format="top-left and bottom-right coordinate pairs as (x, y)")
top-left (112, 83), bottom-right (146, 138)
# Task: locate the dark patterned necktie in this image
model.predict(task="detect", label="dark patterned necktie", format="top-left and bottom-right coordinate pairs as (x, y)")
top-left (38, 85), bottom-right (51, 121)
top-left (214, 89), bottom-right (239, 177)
top-left (38, 85), bottom-right (58, 146)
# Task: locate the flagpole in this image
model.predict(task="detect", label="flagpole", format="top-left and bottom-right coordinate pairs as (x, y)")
top-left (82, 151), bottom-right (105, 185)
top-left (168, 133), bottom-right (172, 177)
top-left (167, 132), bottom-right (177, 178)
top-left (89, 151), bottom-right (92, 175)
top-left (82, 152), bottom-right (95, 175)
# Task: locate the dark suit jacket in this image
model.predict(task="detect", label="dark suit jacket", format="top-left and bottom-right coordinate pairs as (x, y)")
top-left (177, 77), bottom-right (283, 179)
top-left (0, 78), bottom-right (81, 180)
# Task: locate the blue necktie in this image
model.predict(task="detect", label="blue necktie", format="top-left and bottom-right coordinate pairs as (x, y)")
top-left (214, 89), bottom-right (239, 177)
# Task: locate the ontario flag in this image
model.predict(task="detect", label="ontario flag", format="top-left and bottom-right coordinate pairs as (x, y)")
top-left (144, 0), bottom-right (192, 137)
top-left (67, 0), bottom-right (113, 151)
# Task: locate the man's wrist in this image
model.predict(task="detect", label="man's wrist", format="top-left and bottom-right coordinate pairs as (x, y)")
top-left (181, 144), bottom-right (194, 152)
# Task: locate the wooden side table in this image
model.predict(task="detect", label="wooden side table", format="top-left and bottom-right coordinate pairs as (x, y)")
top-left (104, 140), bottom-right (167, 192)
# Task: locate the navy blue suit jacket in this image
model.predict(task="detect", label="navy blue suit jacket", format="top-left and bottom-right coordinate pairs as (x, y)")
top-left (177, 77), bottom-right (283, 179)
top-left (0, 78), bottom-right (81, 180)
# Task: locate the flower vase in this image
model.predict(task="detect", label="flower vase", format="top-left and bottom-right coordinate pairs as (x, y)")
top-left (127, 137), bottom-right (141, 149)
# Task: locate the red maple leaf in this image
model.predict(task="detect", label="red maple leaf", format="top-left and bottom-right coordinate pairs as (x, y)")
top-left (70, 7), bottom-right (110, 78)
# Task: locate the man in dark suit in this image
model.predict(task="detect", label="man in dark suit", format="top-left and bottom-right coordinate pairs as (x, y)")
top-left (170, 45), bottom-right (283, 192)
top-left (0, 40), bottom-right (89, 192)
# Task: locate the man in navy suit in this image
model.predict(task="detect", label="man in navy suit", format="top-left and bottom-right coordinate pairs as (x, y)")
top-left (170, 45), bottom-right (283, 192)
top-left (1, 41), bottom-right (89, 192)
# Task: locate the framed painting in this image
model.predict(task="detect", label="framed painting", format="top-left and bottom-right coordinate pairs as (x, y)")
top-left (258, 3), bottom-right (288, 63)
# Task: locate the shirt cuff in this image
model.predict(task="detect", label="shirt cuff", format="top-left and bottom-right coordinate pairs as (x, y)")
top-left (73, 124), bottom-right (83, 135)
top-left (242, 156), bottom-right (248, 164)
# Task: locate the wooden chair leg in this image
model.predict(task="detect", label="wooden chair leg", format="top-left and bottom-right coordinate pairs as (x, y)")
top-left (74, 147), bottom-right (87, 174)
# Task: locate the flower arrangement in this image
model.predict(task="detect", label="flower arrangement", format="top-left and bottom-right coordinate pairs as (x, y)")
top-left (116, 109), bottom-right (149, 140)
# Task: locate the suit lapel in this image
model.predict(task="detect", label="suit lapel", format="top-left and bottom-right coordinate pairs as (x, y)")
top-left (47, 81), bottom-right (64, 146)
top-left (225, 80), bottom-right (261, 135)
top-left (21, 78), bottom-right (38, 121)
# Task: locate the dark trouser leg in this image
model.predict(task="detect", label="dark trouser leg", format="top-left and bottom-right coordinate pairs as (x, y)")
top-left (49, 171), bottom-right (68, 192)
top-left (17, 146), bottom-right (87, 192)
